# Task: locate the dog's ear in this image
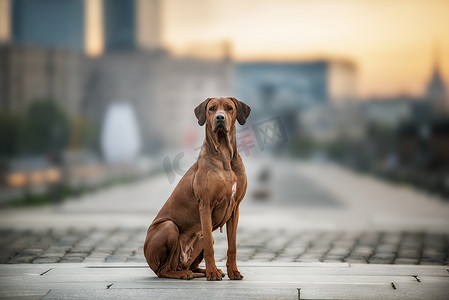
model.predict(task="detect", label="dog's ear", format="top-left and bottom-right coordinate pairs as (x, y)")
top-left (194, 98), bottom-right (211, 126)
top-left (230, 97), bottom-right (251, 125)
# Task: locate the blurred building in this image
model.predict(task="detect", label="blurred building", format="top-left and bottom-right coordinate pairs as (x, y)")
top-left (236, 59), bottom-right (357, 112)
top-left (236, 59), bottom-right (357, 146)
top-left (361, 97), bottom-right (432, 128)
top-left (156, 54), bottom-right (233, 150)
top-left (136, 0), bottom-right (162, 51)
top-left (81, 0), bottom-right (232, 152)
top-left (300, 103), bottom-right (365, 143)
top-left (103, 0), bottom-right (136, 52)
top-left (11, 0), bottom-right (85, 52)
top-left (397, 119), bottom-right (449, 170)
top-left (0, 0), bottom-right (233, 154)
top-left (103, 0), bottom-right (163, 52)
top-left (0, 44), bottom-right (84, 115)
top-left (425, 45), bottom-right (448, 113)
top-left (83, 47), bottom-right (233, 152)
top-left (0, 0), bottom-right (86, 115)
top-left (426, 67), bottom-right (446, 101)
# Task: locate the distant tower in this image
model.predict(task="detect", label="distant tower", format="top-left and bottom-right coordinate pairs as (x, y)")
top-left (426, 44), bottom-right (447, 101)
top-left (103, 0), bottom-right (136, 52)
top-left (136, 0), bottom-right (162, 51)
top-left (11, 0), bottom-right (85, 52)
top-left (103, 0), bottom-right (163, 52)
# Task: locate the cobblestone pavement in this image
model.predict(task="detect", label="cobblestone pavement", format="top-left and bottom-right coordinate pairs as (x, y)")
top-left (1, 227), bottom-right (448, 265)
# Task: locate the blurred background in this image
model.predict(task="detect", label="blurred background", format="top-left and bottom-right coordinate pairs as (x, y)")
top-left (0, 0), bottom-right (448, 209)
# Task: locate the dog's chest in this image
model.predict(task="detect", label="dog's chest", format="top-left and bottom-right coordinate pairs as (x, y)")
top-left (211, 179), bottom-right (238, 229)
top-left (231, 181), bottom-right (237, 199)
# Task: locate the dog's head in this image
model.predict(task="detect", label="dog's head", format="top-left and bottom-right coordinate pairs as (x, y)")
top-left (194, 97), bottom-right (251, 134)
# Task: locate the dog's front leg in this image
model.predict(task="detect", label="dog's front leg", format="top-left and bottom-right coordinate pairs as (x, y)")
top-left (226, 207), bottom-right (243, 280)
top-left (199, 201), bottom-right (224, 281)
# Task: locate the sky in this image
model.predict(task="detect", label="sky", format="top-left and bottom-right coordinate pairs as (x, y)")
top-left (1, 0), bottom-right (448, 99)
top-left (162, 0), bottom-right (449, 98)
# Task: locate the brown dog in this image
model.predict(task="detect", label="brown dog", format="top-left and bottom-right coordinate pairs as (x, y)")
top-left (144, 97), bottom-right (250, 280)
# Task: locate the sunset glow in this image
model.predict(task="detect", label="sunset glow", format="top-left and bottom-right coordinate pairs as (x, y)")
top-left (163, 0), bottom-right (449, 98)
top-left (85, 0), bottom-right (104, 57)
top-left (0, 0), bottom-right (10, 41)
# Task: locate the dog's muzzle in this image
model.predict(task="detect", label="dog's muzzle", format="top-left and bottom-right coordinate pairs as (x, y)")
top-left (214, 114), bottom-right (227, 132)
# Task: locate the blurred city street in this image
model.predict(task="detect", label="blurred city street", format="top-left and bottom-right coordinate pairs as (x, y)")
top-left (1, 157), bottom-right (448, 265)
top-left (1, 158), bottom-right (449, 299)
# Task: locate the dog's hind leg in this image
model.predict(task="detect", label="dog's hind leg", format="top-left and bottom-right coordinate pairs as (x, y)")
top-left (144, 220), bottom-right (195, 280)
top-left (186, 237), bottom-right (211, 278)
top-left (189, 251), bottom-right (210, 278)
top-left (189, 249), bottom-right (205, 274)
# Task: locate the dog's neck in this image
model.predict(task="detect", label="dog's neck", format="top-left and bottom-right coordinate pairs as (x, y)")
top-left (201, 125), bottom-right (237, 171)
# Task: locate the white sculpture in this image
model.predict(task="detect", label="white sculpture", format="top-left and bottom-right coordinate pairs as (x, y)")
top-left (101, 102), bottom-right (142, 164)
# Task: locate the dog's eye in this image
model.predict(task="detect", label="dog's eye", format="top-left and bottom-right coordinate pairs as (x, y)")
top-left (209, 107), bottom-right (215, 111)
top-left (227, 106), bottom-right (233, 111)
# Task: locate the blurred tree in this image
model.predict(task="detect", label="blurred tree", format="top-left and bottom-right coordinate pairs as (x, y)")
top-left (366, 122), bottom-right (396, 160)
top-left (24, 100), bottom-right (71, 156)
top-left (0, 112), bottom-right (24, 158)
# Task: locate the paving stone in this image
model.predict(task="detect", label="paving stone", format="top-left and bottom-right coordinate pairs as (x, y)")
top-left (105, 256), bottom-right (127, 262)
top-left (251, 252), bottom-right (276, 260)
top-left (282, 247), bottom-right (306, 255)
top-left (82, 257), bottom-right (106, 263)
top-left (274, 255), bottom-right (296, 262)
top-left (382, 233), bottom-right (402, 243)
top-left (8, 255), bottom-right (36, 263)
top-left (397, 249), bottom-right (420, 258)
top-left (70, 247), bottom-right (93, 253)
top-left (322, 258), bottom-right (344, 263)
top-left (420, 258), bottom-right (446, 265)
top-left (60, 258), bottom-right (84, 263)
top-left (347, 253), bottom-right (372, 261)
top-left (344, 258), bottom-right (367, 264)
top-left (376, 244), bottom-right (398, 253)
top-left (352, 246), bottom-right (375, 255)
top-left (46, 245), bottom-right (71, 252)
top-left (422, 248), bottom-right (445, 258)
top-left (327, 247), bottom-right (350, 256)
top-left (298, 253), bottom-right (322, 260)
top-left (304, 248), bottom-right (329, 255)
top-left (21, 249), bottom-right (45, 256)
top-left (296, 257), bottom-right (321, 262)
top-left (359, 235), bottom-right (381, 247)
top-left (322, 257), bottom-right (344, 263)
top-left (94, 247), bottom-right (115, 253)
top-left (394, 258), bottom-right (419, 265)
top-left (369, 257), bottom-right (394, 264)
top-left (126, 257), bottom-right (146, 263)
top-left (1, 227), bottom-right (448, 266)
top-left (33, 257), bottom-right (61, 264)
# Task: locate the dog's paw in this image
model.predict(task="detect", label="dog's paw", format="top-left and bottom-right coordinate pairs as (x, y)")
top-left (191, 267), bottom-right (207, 274)
top-left (227, 268), bottom-right (243, 280)
top-left (218, 268), bottom-right (225, 277)
top-left (206, 267), bottom-right (223, 281)
top-left (181, 271), bottom-right (195, 280)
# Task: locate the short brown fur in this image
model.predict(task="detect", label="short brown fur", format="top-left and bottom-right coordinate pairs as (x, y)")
top-left (144, 97), bottom-right (251, 280)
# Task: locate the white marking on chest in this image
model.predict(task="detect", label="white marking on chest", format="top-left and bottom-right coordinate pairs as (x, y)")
top-left (231, 182), bottom-right (237, 199)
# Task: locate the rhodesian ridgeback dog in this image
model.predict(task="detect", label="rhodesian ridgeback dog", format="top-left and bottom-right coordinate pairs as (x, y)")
top-left (144, 97), bottom-right (251, 280)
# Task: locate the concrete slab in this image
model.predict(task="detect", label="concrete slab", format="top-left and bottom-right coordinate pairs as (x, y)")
top-left (43, 288), bottom-right (298, 300)
top-left (0, 280), bottom-right (113, 291)
top-left (0, 290), bottom-right (50, 300)
top-left (297, 282), bottom-right (449, 300)
top-left (0, 265), bottom-right (51, 276)
top-left (1, 263), bottom-right (448, 299)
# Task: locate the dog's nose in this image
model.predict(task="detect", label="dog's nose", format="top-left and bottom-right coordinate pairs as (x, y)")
top-left (216, 114), bottom-right (225, 121)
